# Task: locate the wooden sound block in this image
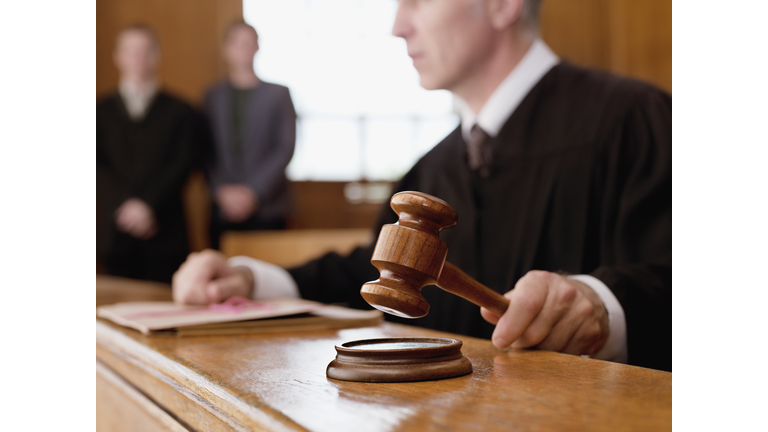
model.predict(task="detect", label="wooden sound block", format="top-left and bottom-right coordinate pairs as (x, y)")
top-left (326, 337), bottom-right (473, 383)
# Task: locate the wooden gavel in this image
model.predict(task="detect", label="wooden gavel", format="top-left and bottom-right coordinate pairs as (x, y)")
top-left (361, 191), bottom-right (510, 319)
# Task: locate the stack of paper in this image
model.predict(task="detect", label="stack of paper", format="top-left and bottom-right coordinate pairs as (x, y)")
top-left (97, 296), bottom-right (383, 337)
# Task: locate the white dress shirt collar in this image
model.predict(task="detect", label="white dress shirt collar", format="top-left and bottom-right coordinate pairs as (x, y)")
top-left (119, 79), bottom-right (159, 121)
top-left (458, 38), bottom-right (559, 141)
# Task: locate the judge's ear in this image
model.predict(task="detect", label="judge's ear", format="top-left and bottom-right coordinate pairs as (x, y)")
top-left (485, 0), bottom-right (525, 30)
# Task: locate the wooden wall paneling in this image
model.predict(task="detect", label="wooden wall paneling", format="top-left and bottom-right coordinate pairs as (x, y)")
top-left (621, 0), bottom-right (672, 93)
top-left (192, 179), bottom-right (387, 252)
top-left (184, 171), bottom-right (211, 252)
top-left (607, 0), bottom-right (630, 77)
top-left (96, 1), bottom-right (119, 100)
top-left (541, 0), bottom-right (672, 93)
top-left (540, 0), bottom-right (612, 72)
top-left (288, 181), bottom-right (387, 230)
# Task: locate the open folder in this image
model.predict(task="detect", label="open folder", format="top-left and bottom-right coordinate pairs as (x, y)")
top-left (97, 296), bottom-right (383, 337)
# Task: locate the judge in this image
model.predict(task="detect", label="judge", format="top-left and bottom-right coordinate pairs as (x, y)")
top-left (97, 25), bottom-right (199, 284)
top-left (172, 0), bottom-right (671, 371)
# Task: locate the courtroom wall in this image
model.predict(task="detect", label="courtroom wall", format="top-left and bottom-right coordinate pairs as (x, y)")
top-left (541, 0), bottom-right (671, 93)
top-left (95, 0), bottom-right (671, 253)
top-left (96, 0), bottom-right (671, 101)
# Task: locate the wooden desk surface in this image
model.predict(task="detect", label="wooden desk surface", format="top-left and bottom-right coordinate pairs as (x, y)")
top-left (96, 275), bottom-right (671, 432)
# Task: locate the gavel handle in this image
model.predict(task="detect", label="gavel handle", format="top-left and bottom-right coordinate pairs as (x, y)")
top-left (437, 262), bottom-right (510, 318)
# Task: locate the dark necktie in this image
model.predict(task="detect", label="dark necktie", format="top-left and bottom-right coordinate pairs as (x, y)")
top-left (467, 124), bottom-right (491, 171)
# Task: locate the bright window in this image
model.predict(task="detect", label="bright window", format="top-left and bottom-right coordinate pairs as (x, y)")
top-left (244, 0), bottom-right (459, 181)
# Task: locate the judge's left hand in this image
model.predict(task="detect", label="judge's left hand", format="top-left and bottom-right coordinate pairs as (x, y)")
top-left (172, 249), bottom-right (254, 305)
top-left (480, 271), bottom-right (609, 356)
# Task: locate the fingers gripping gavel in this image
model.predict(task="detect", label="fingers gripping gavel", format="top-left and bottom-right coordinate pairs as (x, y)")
top-left (361, 192), bottom-right (510, 319)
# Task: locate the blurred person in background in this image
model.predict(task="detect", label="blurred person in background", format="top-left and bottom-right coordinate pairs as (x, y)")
top-left (97, 24), bottom-right (199, 284)
top-left (204, 21), bottom-right (296, 250)
top-left (174, 0), bottom-right (671, 371)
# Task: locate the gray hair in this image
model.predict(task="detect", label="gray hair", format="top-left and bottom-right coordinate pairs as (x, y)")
top-left (471, 0), bottom-right (544, 33)
top-left (521, 0), bottom-right (544, 32)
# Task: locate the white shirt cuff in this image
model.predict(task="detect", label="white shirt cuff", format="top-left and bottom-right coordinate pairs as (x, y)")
top-left (568, 274), bottom-right (628, 364)
top-left (227, 256), bottom-right (300, 300)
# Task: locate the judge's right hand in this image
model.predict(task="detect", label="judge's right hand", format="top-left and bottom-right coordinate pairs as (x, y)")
top-left (172, 249), bottom-right (254, 305)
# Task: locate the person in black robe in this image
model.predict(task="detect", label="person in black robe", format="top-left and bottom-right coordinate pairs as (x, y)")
top-left (288, 61), bottom-right (671, 371)
top-left (171, 1), bottom-right (671, 371)
top-left (97, 25), bottom-right (199, 284)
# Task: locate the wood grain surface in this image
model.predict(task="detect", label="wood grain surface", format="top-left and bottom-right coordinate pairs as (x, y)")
top-left (96, 276), bottom-right (671, 432)
top-left (97, 361), bottom-right (190, 432)
top-left (326, 337), bottom-right (473, 383)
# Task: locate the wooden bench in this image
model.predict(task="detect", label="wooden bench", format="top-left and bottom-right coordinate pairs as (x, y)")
top-left (219, 228), bottom-right (374, 268)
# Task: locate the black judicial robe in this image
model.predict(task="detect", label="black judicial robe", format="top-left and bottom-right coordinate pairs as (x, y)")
top-left (96, 91), bottom-right (201, 283)
top-left (289, 62), bottom-right (672, 371)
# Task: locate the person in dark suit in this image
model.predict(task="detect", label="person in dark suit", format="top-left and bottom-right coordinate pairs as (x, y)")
top-left (97, 24), bottom-right (198, 284)
top-left (204, 21), bottom-right (296, 249)
top-left (172, 0), bottom-right (671, 371)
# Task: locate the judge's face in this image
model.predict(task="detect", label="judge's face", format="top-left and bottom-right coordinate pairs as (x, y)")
top-left (113, 30), bottom-right (159, 80)
top-left (392, 0), bottom-right (497, 92)
top-left (223, 26), bottom-right (259, 69)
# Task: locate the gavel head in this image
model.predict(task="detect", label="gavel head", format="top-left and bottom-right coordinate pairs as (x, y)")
top-left (361, 191), bottom-right (458, 318)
